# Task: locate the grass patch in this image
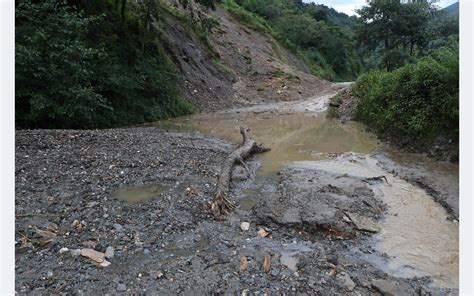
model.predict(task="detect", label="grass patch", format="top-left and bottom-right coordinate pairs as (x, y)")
top-left (221, 0), bottom-right (274, 35)
top-left (212, 58), bottom-right (233, 73)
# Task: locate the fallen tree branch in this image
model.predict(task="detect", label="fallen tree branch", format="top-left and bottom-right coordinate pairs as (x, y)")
top-left (210, 127), bottom-right (270, 218)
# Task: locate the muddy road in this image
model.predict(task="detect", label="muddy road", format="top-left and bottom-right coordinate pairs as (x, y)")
top-left (15, 85), bottom-right (458, 294)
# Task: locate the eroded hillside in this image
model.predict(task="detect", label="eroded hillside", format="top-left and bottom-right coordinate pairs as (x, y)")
top-left (162, 0), bottom-right (333, 111)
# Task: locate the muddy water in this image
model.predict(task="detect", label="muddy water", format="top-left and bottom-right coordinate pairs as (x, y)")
top-left (293, 158), bottom-right (459, 288)
top-left (153, 101), bottom-right (458, 289)
top-left (155, 112), bottom-right (378, 175)
top-left (113, 184), bottom-right (164, 204)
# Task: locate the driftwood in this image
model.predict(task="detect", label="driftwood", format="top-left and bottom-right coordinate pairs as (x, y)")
top-left (210, 127), bottom-right (270, 218)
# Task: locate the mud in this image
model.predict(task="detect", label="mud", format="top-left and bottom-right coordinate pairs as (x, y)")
top-left (15, 93), bottom-right (458, 294)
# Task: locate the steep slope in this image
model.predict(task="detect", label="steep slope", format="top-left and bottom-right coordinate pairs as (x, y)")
top-left (161, 0), bottom-right (333, 111)
top-left (208, 7), bottom-right (333, 105)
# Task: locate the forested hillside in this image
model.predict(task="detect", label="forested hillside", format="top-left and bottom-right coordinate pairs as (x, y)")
top-left (16, 0), bottom-right (199, 129)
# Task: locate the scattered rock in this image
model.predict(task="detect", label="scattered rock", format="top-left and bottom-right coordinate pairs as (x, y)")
top-left (116, 283), bottom-right (127, 292)
top-left (371, 279), bottom-right (415, 295)
top-left (100, 260), bottom-right (111, 267)
top-left (240, 256), bottom-right (249, 271)
top-left (105, 246), bottom-right (115, 259)
top-left (113, 224), bottom-right (124, 232)
top-left (257, 226), bottom-right (272, 238)
top-left (94, 243), bottom-right (107, 253)
top-left (240, 222), bottom-right (250, 231)
top-left (70, 249), bottom-right (81, 257)
top-left (262, 254), bottom-right (271, 273)
top-left (338, 273), bottom-right (356, 291)
top-left (345, 212), bottom-right (380, 233)
top-left (59, 247), bottom-right (69, 254)
top-left (80, 248), bottom-right (105, 263)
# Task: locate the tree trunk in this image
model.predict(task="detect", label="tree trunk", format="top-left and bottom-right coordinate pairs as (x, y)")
top-left (210, 128), bottom-right (270, 218)
top-left (121, 0), bottom-right (126, 20)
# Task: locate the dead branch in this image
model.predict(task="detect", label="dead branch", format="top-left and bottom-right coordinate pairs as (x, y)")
top-left (210, 127), bottom-right (270, 218)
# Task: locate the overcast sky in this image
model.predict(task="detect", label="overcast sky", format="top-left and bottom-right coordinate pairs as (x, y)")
top-left (302, 0), bottom-right (458, 16)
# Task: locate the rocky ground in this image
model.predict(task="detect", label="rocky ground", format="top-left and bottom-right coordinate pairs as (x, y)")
top-left (15, 128), bottom-right (457, 295)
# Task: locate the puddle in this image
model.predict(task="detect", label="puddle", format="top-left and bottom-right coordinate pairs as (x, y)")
top-left (153, 112), bottom-right (379, 175)
top-left (293, 158), bottom-right (459, 288)
top-left (240, 197), bottom-right (258, 211)
top-left (113, 184), bottom-right (164, 204)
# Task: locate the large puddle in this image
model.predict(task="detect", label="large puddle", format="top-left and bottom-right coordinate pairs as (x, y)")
top-left (151, 98), bottom-right (458, 289)
top-left (154, 112), bottom-right (379, 175)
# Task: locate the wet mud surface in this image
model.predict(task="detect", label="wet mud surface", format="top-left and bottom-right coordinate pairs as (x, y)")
top-left (16, 92), bottom-right (459, 294)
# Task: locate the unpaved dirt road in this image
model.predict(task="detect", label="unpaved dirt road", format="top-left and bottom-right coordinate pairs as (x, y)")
top-left (15, 87), bottom-right (458, 294)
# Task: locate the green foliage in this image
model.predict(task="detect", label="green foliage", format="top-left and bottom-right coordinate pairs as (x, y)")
top-left (356, 0), bottom-right (458, 72)
top-left (221, 0), bottom-right (274, 35)
top-left (353, 41), bottom-right (458, 142)
top-left (212, 58), bottom-right (233, 73)
top-left (16, 0), bottom-right (192, 129)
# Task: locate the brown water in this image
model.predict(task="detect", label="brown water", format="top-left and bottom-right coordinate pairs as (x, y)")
top-left (113, 184), bottom-right (164, 204)
top-left (155, 112), bottom-right (379, 175)
top-left (292, 158), bottom-right (459, 288)
top-left (151, 97), bottom-right (458, 289)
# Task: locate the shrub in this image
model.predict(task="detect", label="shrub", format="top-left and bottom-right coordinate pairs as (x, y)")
top-left (353, 41), bottom-right (458, 142)
top-left (16, 0), bottom-right (193, 129)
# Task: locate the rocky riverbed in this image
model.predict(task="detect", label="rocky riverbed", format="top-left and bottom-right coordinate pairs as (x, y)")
top-left (15, 125), bottom-right (458, 294)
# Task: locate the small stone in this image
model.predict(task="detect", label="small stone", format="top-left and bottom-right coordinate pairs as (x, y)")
top-left (327, 255), bottom-right (338, 266)
top-left (116, 283), bottom-right (127, 292)
top-left (94, 243), bottom-right (106, 253)
top-left (371, 279), bottom-right (415, 295)
top-left (70, 249), bottom-right (81, 256)
top-left (71, 220), bottom-right (80, 228)
top-left (100, 260), bottom-right (111, 267)
top-left (59, 247), bottom-right (69, 254)
top-left (105, 246), bottom-right (115, 259)
top-left (338, 274), bottom-right (356, 291)
top-left (240, 256), bottom-right (249, 271)
top-left (155, 271), bottom-right (164, 279)
top-left (240, 222), bottom-right (250, 231)
top-left (114, 224), bottom-right (124, 232)
top-left (81, 240), bottom-right (97, 248)
top-left (80, 248), bottom-right (105, 263)
top-left (143, 249), bottom-right (151, 255)
top-left (262, 254), bottom-right (271, 273)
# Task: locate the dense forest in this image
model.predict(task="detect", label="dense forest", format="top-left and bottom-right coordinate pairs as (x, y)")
top-left (16, 0), bottom-right (195, 128)
top-left (16, 0), bottom-right (459, 147)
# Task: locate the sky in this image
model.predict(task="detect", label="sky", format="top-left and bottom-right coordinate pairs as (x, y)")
top-left (302, 0), bottom-right (458, 16)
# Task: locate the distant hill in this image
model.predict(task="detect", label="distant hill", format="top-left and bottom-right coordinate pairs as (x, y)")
top-left (443, 2), bottom-right (459, 15)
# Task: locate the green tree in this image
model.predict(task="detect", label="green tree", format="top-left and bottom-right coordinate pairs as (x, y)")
top-left (356, 0), bottom-right (433, 70)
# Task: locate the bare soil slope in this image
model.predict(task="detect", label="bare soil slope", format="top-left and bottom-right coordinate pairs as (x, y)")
top-left (162, 1), bottom-right (332, 111)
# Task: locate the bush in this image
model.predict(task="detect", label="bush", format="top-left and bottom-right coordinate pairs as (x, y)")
top-left (221, 0), bottom-right (273, 35)
top-left (353, 41), bottom-right (458, 142)
top-left (16, 0), bottom-right (192, 129)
